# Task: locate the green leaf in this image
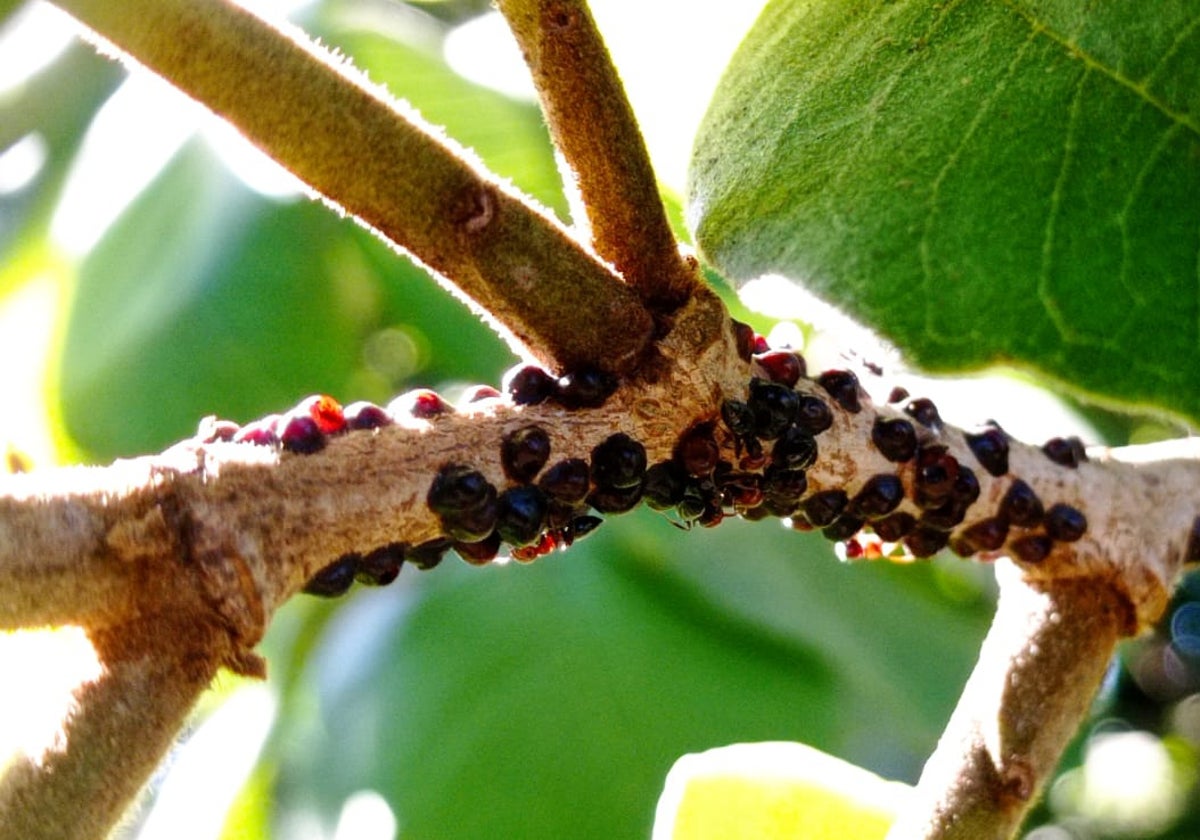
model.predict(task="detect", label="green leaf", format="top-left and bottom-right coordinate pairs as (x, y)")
top-left (267, 513), bottom-right (989, 839)
top-left (689, 0), bottom-right (1200, 425)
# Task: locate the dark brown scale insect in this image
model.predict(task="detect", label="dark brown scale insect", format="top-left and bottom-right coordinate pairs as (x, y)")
top-left (794, 395), bottom-right (834, 435)
top-left (872, 511), bottom-right (916, 542)
top-left (905, 526), bottom-right (949, 558)
top-left (732, 320), bottom-right (756, 362)
top-left (675, 484), bottom-right (708, 522)
top-left (887, 386), bottom-right (910, 404)
top-left (914, 446), bottom-right (960, 509)
top-left (919, 501), bottom-right (967, 531)
top-left (952, 466), bottom-right (980, 507)
top-left (405, 538), bottom-right (453, 570)
top-left (504, 364), bottom-right (559, 406)
top-left (644, 461), bottom-right (688, 510)
top-left (904, 398), bottom-right (941, 428)
top-left (741, 505), bottom-right (774, 522)
top-left (919, 465), bottom-right (980, 531)
top-left (343, 401), bottom-right (392, 430)
top-left (356, 543), bottom-right (405, 585)
top-left (871, 417), bottom-right (917, 462)
top-left (676, 424), bottom-right (721, 477)
top-left (496, 485), bottom-right (549, 547)
top-left (816, 370), bottom-right (862, 413)
top-left (303, 555), bottom-right (359, 597)
top-left (698, 504), bottom-right (725, 528)
top-left (772, 426), bottom-right (819, 470)
top-left (738, 440), bottom-right (767, 471)
top-left (428, 464), bottom-right (492, 515)
top-left (754, 350), bottom-right (805, 387)
top-left (726, 480), bottom-right (766, 512)
top-left (823, 515), bottom-right (864, 542)
top-left (588, 480), bottom-right (645, 514)
top-left (559, 515), bottom-right (603, 546)
top-left (1010, 535), bottom-right (1053, 564)
top-left (721, 399), bottom-right (756, 439)
top-left (427, 464), bottom-right (498, 542)
top-left (453, 533), bottom-right (502, 566)
top-left (279, 414), bottom-right (326, 454)
top-left (1044, 503), bottom-right (1087, 542)
top-left (954, 518), bottom-right (1009, 555)
top-left (538, 458), bottom-right (591, 504)
top-left (591, 433), bottom-right (647, 489)
top-left (748, 378), bottom-right (801, 439)
top-left (501, 425), bottom-right (552, 483)
top-left (965, 426), bottom-right (1009, 477)
top-left (762, 467), bottom-right (807, 507)
top-left (1042, 436), bottom-right (1088, 468)
top-left (1000, 479), bottom-right (1044, 528)
top-left (555, 365), bottom-right (618, 409)
top-left (848, 474), bottom-right (904, 519)
top-left (802, 489), bottom-right (849, 528)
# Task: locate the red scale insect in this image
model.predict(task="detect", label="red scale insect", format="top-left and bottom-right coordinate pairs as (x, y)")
top-left (295, 394), bottom-right (346, 435)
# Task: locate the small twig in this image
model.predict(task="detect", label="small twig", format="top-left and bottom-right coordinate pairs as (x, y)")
top-left (496, 0), bottom-right (702, 310)
top-left (52, 0), bottom-right (654, 374)
top-left (886, 562), bottom-right (1128, 840)
top-left (0, 615), bottom-right (227, 840)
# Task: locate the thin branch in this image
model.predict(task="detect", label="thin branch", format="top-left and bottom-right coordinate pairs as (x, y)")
top-left (0, 616), bottom-right (228, 840)
top-left (886, 562), bottom-right (1127, 840)
top-left (496, 0), bottom-right (702, 310)
top-left (51, 0), bottom-right (654, 374)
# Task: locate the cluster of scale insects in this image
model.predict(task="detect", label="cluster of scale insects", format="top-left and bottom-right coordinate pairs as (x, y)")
top-left (196, 323), bottom-right (1111, 599)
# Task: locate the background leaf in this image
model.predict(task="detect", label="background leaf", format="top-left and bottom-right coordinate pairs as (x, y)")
top-left (266, 513), bottom-right (991, 839)
top-left (688, 0), bottom-right (1200, 426)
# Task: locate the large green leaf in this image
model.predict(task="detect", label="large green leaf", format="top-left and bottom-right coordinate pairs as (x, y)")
top-left (267, 513), bottom-right (990, 839)
top-left (689, 0), bottom-right (1200, 425)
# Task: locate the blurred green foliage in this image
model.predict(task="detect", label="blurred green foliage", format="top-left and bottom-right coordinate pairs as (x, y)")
top-left (1, 1), bottom-right (1198, 839)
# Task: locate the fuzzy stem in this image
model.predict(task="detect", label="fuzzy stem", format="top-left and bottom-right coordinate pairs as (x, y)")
top-left (0, 616), bottom-right (226, 840)
top-left (886, 562), bottom-right (1127, 840)
top-left (51, 0), bottom-right (654, 374)
top-left (495, 0), bottom-right (701, 310)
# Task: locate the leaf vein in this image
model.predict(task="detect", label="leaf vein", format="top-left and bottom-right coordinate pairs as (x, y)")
top-left (919, 25), bottom-right (1038, 340)
top-left (1038, 67), bottom-right (1088, 344)
top-left (1001, 0), bottom-right (1200, 139)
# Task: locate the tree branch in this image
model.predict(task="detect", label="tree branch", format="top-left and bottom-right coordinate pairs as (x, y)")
top-left (886, 563), bottom-right (1127, 840)
top-left (0, 615), bottom-right (227, 840)
top-left (1, 287), bottom-right (1197, 835)
top-left (51, 0), bottom-right (655, 374)
top-left (495, 0), bottom-right (702, 310)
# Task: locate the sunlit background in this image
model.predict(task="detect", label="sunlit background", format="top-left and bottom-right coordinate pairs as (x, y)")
top-left (1, 0), bottom-right (1197, 838)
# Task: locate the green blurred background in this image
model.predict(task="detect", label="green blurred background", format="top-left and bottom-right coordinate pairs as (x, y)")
top-left (0, 1), bottom-right (1196, 838)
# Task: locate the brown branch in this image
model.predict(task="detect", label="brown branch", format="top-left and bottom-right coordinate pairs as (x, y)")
top-left (51, 0), bottom-right (654, 374)
top-left (886, 563), bottom-right (1127, 840)
top-left (495, 0), bottom-right (702, 310)
top-left (0, 291), bottom-right (738, 638)
top-left (0, 290), bottom-right (1196, 835)
top-left (0, 615), bottom-right (228, 840)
